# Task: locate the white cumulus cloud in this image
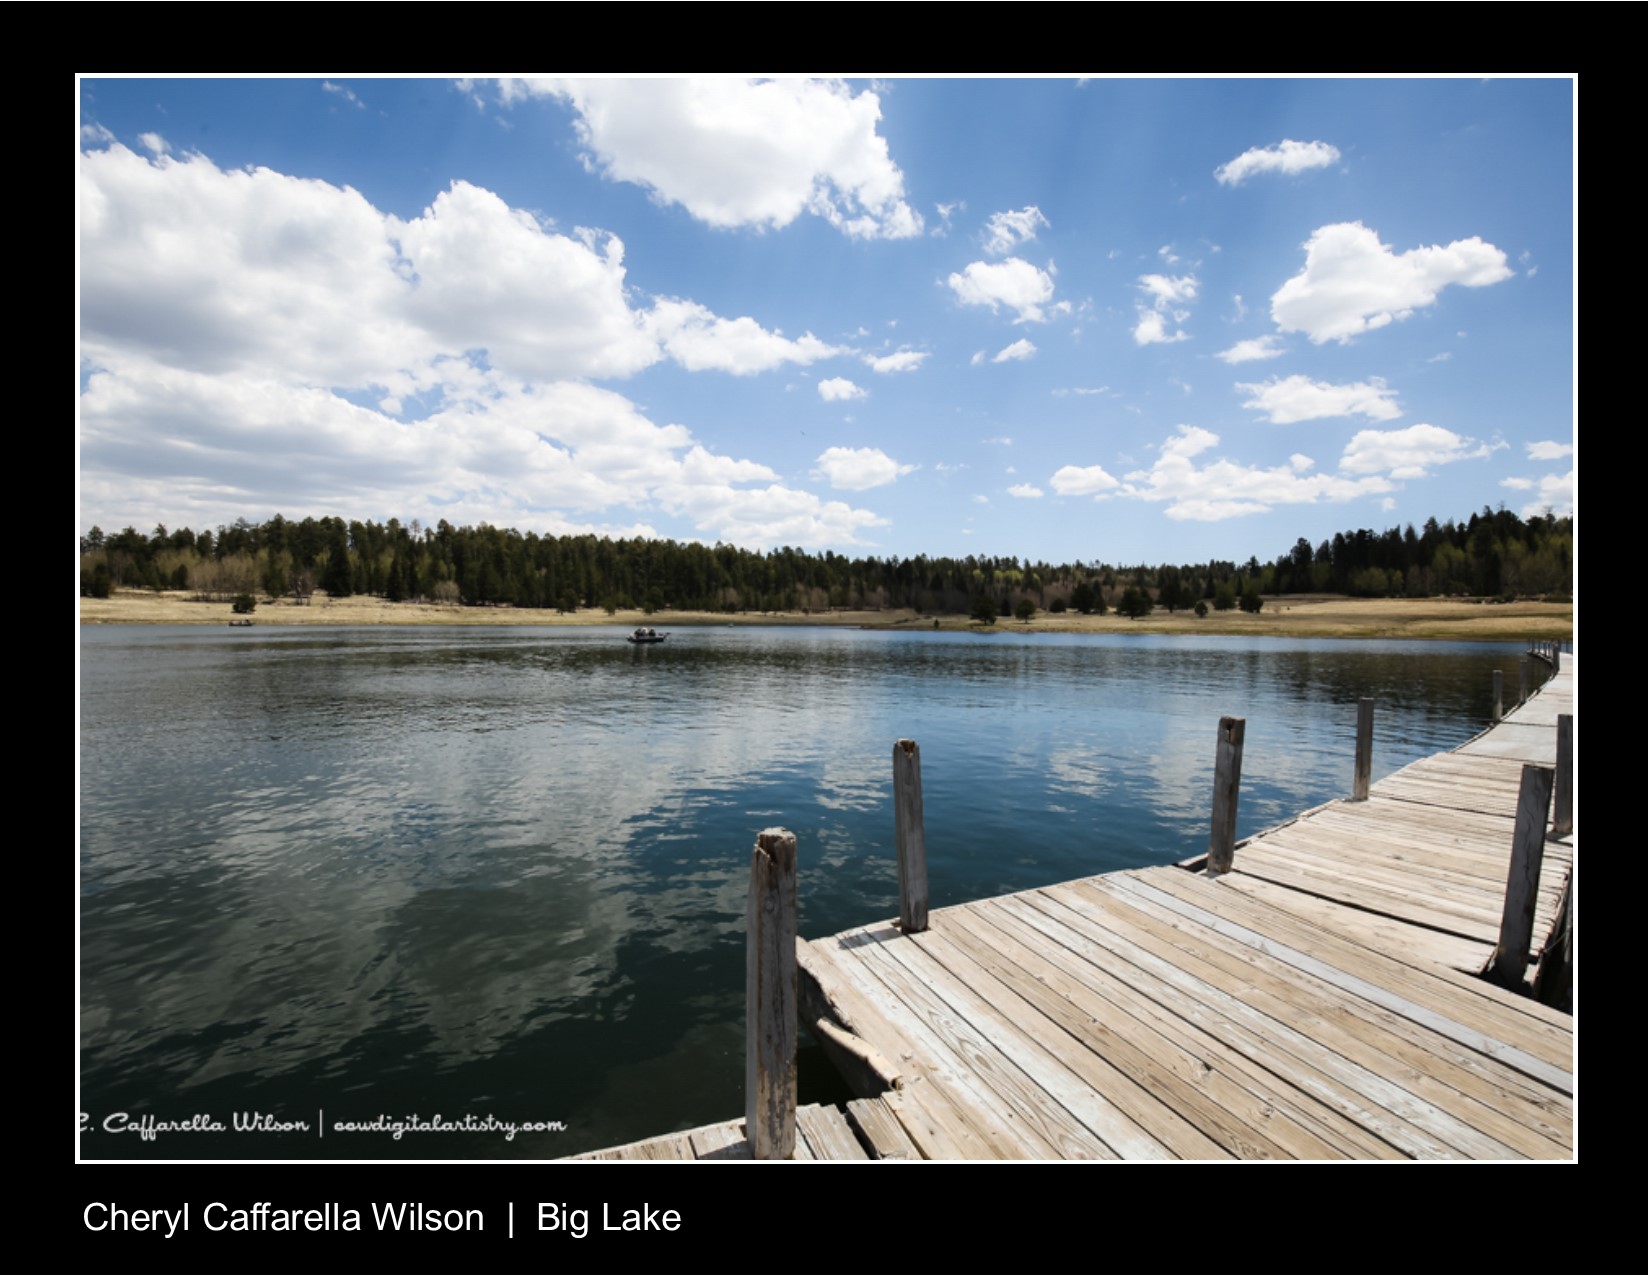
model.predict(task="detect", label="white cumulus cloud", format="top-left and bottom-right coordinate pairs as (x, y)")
top-left (817, 376), bottom-right (867, 402)
top-left (1527, 439), bottom-right (1573, 461)
top-left (1007, 483), bottom-right (1044, 499)
top-left (77, 142), bottom-right (888, 550)
top-left (1133, 311), bottom-right (1187, 346)
top-left (499, 78), bottom-right (922, 239)
top-left (813, 446), bottom-right (916, 490)
top-left (1339, 424), bottom-right (1497, 479)
top-left (1120, 425), bottom-right (1391, 520)
top-left (1521, 469), bottom-right (1573, 518)
top-left (1238, 375), bottom-right (1402, 424)
top-left (1272, 221), bottom-right (1514, 344)
top-left (991, 338), bottom-right (1037, 363)
top-left (647, 298), bottom-right (843, 375)
top-left (948, 258), bottom-right (1057, 323)
top-left (1049, 464), bottom-right (1120, 497)
top-left (671, 482), bottom-right (890, 546)
top-left (1215, 139), bottom-right (1341, 186)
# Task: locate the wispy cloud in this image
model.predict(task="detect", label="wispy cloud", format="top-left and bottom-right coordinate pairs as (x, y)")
top-left (1133, 273), bottom-right (1197, 345)
top-left (1215, 139), bottom-right (1340, 186)
top-left (323, 81), bottom-right (366, 110)
top-left (1215, 335), bottom-right (1285, 364)
top-left (982, 206), bottom-right (1049, 255)
top-left (863, 347), bottom-right (928, 374)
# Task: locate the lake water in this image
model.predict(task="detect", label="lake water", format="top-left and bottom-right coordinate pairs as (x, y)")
top-left (78, 624), bottom-right (1523, 1158)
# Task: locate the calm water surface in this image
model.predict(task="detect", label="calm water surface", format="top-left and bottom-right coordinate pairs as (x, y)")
top-left (78, 625), bottom-right (1522, 1157)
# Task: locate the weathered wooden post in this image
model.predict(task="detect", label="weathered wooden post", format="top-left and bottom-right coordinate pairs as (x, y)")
top-left (1552, 714), bottom-right (1573, 837)
top-left (1351, 698), bottom-right (1374, 802)
top-left (746, 827), bottom-right (797, 1159)
top-left (1491, 669), bottom-right (1503, 722)
top-left (1519, 656), bottom-right (1529, 705)
top-left (1206, 716), bottom-right (1246, 874)
top-left (893, 739), bottom-right (929, 932)
top-left (1487, 765), bottom-right (1554, 990)
top-left (1532, 878), bottom-right (1572, 1011)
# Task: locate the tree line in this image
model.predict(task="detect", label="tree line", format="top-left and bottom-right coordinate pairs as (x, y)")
top-left (79, 508), bottom-right (1572, 616)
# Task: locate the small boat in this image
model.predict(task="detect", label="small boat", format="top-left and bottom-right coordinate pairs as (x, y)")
top-left (627, 627), bottom-right (668, 644)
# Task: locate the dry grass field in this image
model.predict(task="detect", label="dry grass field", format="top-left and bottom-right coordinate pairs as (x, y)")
top-left (80, 590), bottom-right (1572, 641)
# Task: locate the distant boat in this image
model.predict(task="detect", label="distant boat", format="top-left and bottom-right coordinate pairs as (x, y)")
top-left (228, 618), bottom-right (255, 627)
top-left (627, 627), bottom-right (668, 644)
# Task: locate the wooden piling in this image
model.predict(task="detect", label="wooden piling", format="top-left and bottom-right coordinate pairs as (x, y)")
top-left (1206, 717), bottom-right (1246, 875)
top-left (1532, 877), bottom-right (1572, 1011)
top-left (746, 827), bottom-right (797, 1159)
top-left (1552, 714), bottom-right (1572, 837)
top-left (893, 739), bottom-right (929, 932)
top-left (1491, 669), bottom-right (1503, 722)
top-left (1351, 698), bottom-right (1374, 802)
top-left (1519, 656), bottom-right (1529, 705)
top-left (1487, 765), bottom-right (1554, 990)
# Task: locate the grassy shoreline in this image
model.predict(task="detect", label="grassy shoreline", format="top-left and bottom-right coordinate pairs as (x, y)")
top-left (80, 590), bottom-right (1573, 642)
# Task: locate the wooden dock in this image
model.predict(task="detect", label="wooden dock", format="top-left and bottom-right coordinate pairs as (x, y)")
top-left (570, 651), bottom-right (1574, 1161)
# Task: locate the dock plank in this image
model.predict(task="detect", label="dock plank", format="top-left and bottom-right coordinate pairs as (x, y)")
top-left (568, 653), bottom-right (1573, 1161)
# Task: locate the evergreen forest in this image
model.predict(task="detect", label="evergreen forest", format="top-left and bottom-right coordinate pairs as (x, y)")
top-left (79, 509), bottom-right (1573, 617)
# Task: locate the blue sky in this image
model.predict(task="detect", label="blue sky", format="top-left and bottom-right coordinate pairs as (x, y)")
top-left (78, 77), bottom-right (1574, 565)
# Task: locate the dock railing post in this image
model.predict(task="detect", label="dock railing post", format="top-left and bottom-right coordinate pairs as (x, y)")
top-left (746, 827), bottom-right (797, 1159)
top-left (893, 739), bottom-right (929, 932)
top-left (1351, 698), bottom-right (1374, 802)
top-left (1519, 656), bottom-right (1529, 705)
top-left (1552, 714), bottom-right (1573, 837)
top-left (1491, 669), bottom-right (1503, 722)
top-left (1487, 765), bottom-right (1554, 990)
top-left (1206, 716), bottom-right (1246, 874)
